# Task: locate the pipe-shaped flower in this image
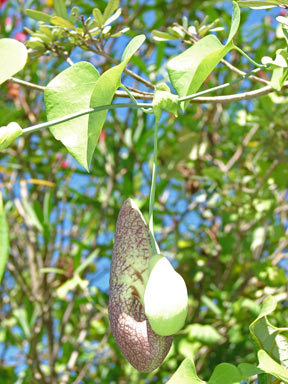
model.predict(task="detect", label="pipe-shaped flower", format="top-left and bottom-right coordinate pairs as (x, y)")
top-left (108, 199), bottom-right (173, 372)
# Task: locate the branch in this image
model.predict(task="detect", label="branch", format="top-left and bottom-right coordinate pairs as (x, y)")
top-left (221, 124), bottom-right (260, 172)
top-left (10, 76), bottom-right (288, 108)
top-left (189, 82), bottom-right (288, 104)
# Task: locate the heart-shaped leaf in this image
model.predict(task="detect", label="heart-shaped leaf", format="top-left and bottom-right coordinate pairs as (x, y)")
top-left (250, 296), bottom-right (288, 371)
top-left (87, 34), bottom-right (145, 168)
top-left (167, 358), bottom-right (206, 384)
top-left (167, 1), bottom-right (240, 109)
top-left (44, 62), bottom-right (100, 170)
top-left (45, 35), bottom-right (145, 170)
top-left (208, 363), bottom-right (242, 384)
top-left (0, 38), bottom-right (28, 85)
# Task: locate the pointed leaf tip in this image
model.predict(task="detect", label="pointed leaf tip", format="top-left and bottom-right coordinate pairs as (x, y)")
top-left (0, 122), bottom-right (22, 150)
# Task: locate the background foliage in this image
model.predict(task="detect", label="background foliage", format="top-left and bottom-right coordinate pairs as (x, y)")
top-left (0, 0), bottom-right (288, 383)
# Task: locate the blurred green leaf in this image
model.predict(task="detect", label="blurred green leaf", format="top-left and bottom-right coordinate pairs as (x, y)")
top-left (187, 324), bottom-right (222, 345)
top-left (0, 193), bottom-right (9, 283)
top-left (103, 0), bottom-right (119, 23)
top-left (53, 0), bottom-right (68, 19)
top-left (51, 16), bottom-right (75, 29)
top-left (25, 9), bottom-right (52, 23)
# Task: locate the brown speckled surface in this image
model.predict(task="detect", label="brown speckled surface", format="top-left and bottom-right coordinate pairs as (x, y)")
top-left (108, 199), bottom-right (173, 372)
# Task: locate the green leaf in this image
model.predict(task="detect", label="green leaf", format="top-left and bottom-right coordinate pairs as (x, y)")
top-left (236, 0), bottom-right (286, 8)
top-left (53, 0), bottom-right (68, 19)
top-left (238, 363), bottom-right (264, 379)
top-left (251, 226), bottom-right (266, 251)
top-left (152, 30), bottom-right (177, 41)
top-left (167, 1), bottom-right (240, 110)
top-left (25, 9), bottom-right (52, 23)
top-left (153, 83), bottom-right (179, 120)
top-left (22, 199), bottom-right (44, 233)
top-left (51, 16), bottom-right (75, 29)
top-left (45, 36), bottom-right (144, 170)
top-left (87, 35), bottom-right (145, 168)
top-left (121, 34), bottom-right (145, 63)
top-left (258, 349), bottom-right (288, 383)
top-left (74, 249), bottom-right (99, 275)
top-left (0, 39), bottom-right (28, 85)
top-left (93, 8), bottom-right (104, 27)
top-left (44, 62), bottom-right (100, 170)
top-left (0, 122), bottom-right (22, 150)
top-left (69, 6), bottom-right (79, 23)
top-left (270, 66), bottom-right (288, 91)
top-left (103, 0), bottom-right (119, 23)
top-left (0, 193), bottom-right (9, 283)
top-left (104, 8), bottom-right (121, 27)
top-left (208, 363), bottom-right (242, 384)
top-left (250, 296), bottom-right (288, 370)
top-left (186, 324), bottom-right (222, 345)
top-left (167, 358), bottom-right (206, 384)
top-left (13, 308), bottom-right (31, 338)
top-left (228, 1), bottom-right (241, 41)
top-left (57, 275), bottom-right (88, 299)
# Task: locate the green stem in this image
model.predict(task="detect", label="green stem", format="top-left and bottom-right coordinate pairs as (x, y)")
top-left (178, 68), bottom-right (262, 102)
top-left (21, 68), bottom-right (266, 136)
top-left (121, 84), bottom-right (153, 114)
top-left (22, 102), bottom-right (152, 135)
top-left (148, 117), bottom-right (160, 255)
top-left (233, 45), bottom-right (268, 69)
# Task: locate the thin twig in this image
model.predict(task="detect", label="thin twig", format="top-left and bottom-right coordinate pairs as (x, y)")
top-left (223, 124), bottom-right (260, 172)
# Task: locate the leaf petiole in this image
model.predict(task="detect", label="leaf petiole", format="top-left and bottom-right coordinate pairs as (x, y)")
top-left (148, 117), bottom-right (160, 255)
top-left (233, 45), bottom-right (269, 69)
top-left (120, 83), bottom-right (153, 114)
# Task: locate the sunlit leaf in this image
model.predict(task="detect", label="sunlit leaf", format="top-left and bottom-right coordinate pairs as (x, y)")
top-left (208, 363), bottom-right (242, 384)
top-left (167, 1), bottom-right (240, 109)
top-left (0, 39), bottom-right (28, 85)
top-left (167, 358), bottom-right (206, 384)
top-left (258, 349), bottom-right (288, 383)
top-left (87, 34), bottom-right (145, 169)
top-left (153, 83), bottom-right (179, 120)
top-left (53, 0), bottom-right (68, 19)
top-left (250, 296), bottom-right (288, 370)
top-left (103, 0), bottom-right (119, 22)
top-left (44, 62), bottom-right (100, 170)
top-left (0, 122), bottom-right (22, 150)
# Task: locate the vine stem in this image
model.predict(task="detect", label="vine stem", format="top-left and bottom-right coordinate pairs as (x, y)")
top-left (233, 45), bottom-right (268, 69)
top-left (120, 83), bottom-right (153, 114)
top-left (21, 103), bottom-right (152, 135)
top-left (178, 67), bottom-right (262, 102)
top-left (20, 67), bottom-right (271, 135)
top-left (148, 117), bottom-right (160, 255)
